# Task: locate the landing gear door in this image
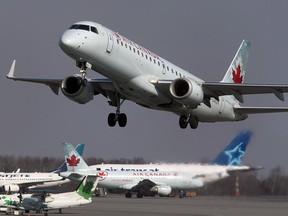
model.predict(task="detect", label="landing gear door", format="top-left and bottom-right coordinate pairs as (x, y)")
top-left (219, 97), bottom-right (225, 115)
top-left (105, 29), bottom-right (114, 54)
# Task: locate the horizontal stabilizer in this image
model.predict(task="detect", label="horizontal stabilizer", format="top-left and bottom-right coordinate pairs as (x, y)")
top-left (60, 172), bottom-right (86, 181)
top-left (234, 107), bottom-right (288, 114)
top-left (227, 166), bottom-right (263, 174)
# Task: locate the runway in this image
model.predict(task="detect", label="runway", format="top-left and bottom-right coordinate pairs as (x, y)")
top-left (3, 195), bottom-right (288, 216)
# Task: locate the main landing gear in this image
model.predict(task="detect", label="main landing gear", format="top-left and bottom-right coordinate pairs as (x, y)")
top-left (124, 191), bottom-right (144, 198)
top-left (76, 61), bottom-right (128, 127)
top-left (179, 115), bottom-right (198, 129)
top-left (107, 95), bottom-right (127, 127)
top-left (108, 112), bottom-right (127, 127)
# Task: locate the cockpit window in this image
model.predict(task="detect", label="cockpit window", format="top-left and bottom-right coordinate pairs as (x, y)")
top-left (69, 24), bottom-right (98, 34)
top-left (91, 26), bottom-right (98, 34)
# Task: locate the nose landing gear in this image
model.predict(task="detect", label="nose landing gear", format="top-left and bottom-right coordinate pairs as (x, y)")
top-left (76, 61), bottom-right (90, 85)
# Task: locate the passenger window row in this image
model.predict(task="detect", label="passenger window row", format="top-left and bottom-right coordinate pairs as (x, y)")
top-left (116, 39), bottom-right (184, 77)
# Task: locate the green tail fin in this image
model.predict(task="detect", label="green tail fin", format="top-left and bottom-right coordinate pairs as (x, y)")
top-left (76, 175), bottom-right (98, 199)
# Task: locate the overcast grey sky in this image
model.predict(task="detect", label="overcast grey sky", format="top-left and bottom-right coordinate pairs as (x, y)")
top-left (1, 1), bottom-right (288, 175)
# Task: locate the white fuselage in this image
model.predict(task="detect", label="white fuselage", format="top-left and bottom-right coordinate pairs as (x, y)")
top-left (42, 191), bottom-right (91, 210)
top-left (59, 21), bottom-right (245, 122)
top-left (0, 172), bottom-right (67, 191)
top-left (0, 191), bottom-right (91, 212)
top-left (89, 163), bottom-right (249, 190)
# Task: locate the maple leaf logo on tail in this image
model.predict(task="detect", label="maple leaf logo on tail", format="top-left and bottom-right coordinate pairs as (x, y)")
top-left (66, 154), bottom-right (80, 167)
top-left (232, 64), bottom-right (244, 84)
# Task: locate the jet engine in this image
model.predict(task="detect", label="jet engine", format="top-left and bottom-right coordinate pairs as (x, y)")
top-left (150, 185), bottom-right (172, 196)
top-left (170, 77), bottom-right (204, 107)
top-left (61, 75), bottom-right (94, 104)
top-left (190, 178), bottom-right (204, 188)
top-left (3, 184), bottom-right (20, 192)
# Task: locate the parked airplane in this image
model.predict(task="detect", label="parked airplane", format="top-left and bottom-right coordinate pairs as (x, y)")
top-left (6, 21), bottom-right (288, 129)
top-left (61, 131), bottom-right (260, 198)
top-left (0, 144), bottom-right (84, 193)
top-left (90, 131), bottom-right (253, 172)
top-left (0, 172), bottom-right (65, 193)
top-left (0, 175), bottom-right (99, 215)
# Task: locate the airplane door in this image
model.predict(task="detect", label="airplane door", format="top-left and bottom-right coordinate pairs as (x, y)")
top-left (105, 29), bottom-right (114, 53)
top-left (161, 60), bottom-right (166, 75)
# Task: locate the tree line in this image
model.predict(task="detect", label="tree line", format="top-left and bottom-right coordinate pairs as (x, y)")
top-left (0, 155), bottom-right (287, 196)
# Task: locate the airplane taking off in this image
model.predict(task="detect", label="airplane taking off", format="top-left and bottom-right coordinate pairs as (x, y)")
top-left (7, 21), bottom-right (288, 128)
top-left (61, 131), bottom-right (260, 198)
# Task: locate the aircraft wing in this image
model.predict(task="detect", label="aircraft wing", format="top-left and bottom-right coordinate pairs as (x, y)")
top-left (130, 179), bottom-right (156, 191)
top-left (6, 60), bottom-right (116, 96)
top-left (227, 166), bottom-right (263, 175)
top-left (16, 180), bottom-right (63, 189)
top-left (234, 107), bottom-right (288, 114)
top-left (153, 79), bottom-right (288, 103)
top-left (202, 82), bottom-right (288, 102)
top-left (3, 205), bottom-right (24, 210)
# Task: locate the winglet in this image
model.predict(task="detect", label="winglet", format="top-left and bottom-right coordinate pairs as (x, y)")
top-left (6, 60), bottom-right (16, 79)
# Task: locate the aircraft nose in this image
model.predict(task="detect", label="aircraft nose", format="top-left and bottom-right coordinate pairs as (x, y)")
top-left (59, 31), bottom-right (79, 50)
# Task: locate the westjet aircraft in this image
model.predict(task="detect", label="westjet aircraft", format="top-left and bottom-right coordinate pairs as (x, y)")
top-left (0, 172), bottom-right (65, 193)
top-left (61, 131), bottom-right (260, 198)
top-left (6, 21), bottom-right (288, 129)
top-left (0, 144), bottom-right (84, 193)
top-left (0, 175), bottom-right (99, 215)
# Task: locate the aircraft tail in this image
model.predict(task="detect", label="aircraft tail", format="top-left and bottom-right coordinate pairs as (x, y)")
top-left (221, 40), bottom-right (251, 84)
top-left (76, 175), bottom-right (99, 200)
top-left (50, 143), bottom-right (85, 173)
top-left (63, 143), bottom-right (91, 172)
top-left (211, 130), bottom-right (252, 166)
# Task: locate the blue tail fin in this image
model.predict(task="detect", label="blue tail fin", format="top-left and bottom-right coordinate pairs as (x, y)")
top-left (51, 143), bottom-right (85, 173)
top-left (211, 131), bottom-right (252, 166)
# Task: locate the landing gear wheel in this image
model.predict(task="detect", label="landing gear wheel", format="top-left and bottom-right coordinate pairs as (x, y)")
top-left (136, 192), bottom-right (144, 198)
top-left (108, 113), bottom-right (117, 127)
top-left (107, 93), bottom-right (128, 127)
top-left (179, 115), bottom-right (188, 129)
top-left (118, 113), bottom-right (127, 127)
top-left (179, 190), bottom-right (185, 198)
top-left (125, 191), bottom-right (132, 198)
top-left (189, 117), bottom-right (198, 129)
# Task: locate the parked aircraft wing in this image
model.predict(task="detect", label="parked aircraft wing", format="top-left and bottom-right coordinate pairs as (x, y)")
top-left (131, 179), bottom-right (156, 191)
top-left (227, 166), bottom-right (263, 174)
